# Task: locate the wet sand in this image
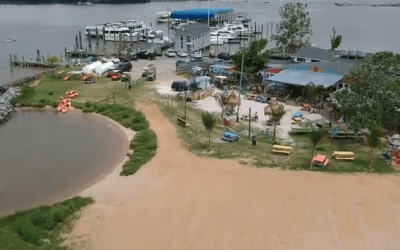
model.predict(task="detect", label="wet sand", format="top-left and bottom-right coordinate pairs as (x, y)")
top-left (70, 103), bottom-right (400, 250)
top-left (0, 107), bottom-right (134, 216)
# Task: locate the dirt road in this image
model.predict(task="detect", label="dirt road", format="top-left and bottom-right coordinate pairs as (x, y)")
top-left (70, 102), bottom-right (400, 250)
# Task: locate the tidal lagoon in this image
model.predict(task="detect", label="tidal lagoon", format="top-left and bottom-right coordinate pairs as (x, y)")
top-left (0, 108), bottom-right (129, 216)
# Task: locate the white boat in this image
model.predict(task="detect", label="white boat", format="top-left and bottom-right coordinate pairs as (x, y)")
top-left (5, 38), bottom-right (17, 42)
top-left (104, 27), bottom-right (140, 42)
top-left (265, 0), bottom-right (270, 3)
top-left (156, 11), bottom-right (173, 23)
top-left (85, 25), bottom-right (104, 37)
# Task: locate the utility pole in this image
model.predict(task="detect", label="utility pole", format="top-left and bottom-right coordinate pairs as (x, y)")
top-left (184, 90), bottom-right (187, 120)
top-left (167, 6), bottom-right (170, 39)
top-left (237, 51), bottom-right (244, 122)
top-left (248, 107), bottom-right (251, 139)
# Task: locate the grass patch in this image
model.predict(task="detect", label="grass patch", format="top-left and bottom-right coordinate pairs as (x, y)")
top-left (73, 103), bottom-right (157, 176)
top-left (0, 196), bottom-right (93, 250)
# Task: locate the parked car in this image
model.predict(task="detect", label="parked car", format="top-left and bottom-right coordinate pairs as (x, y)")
top-left (165, 49), bottom-right (176, 57)
top-left (137, 51), bottom-right (149, 59)
top-left (171, 81), bottom-right (189, 91)
top-left (147, 52), bottom-right (156, 60)
top-left (190, 56), bottom-right (203, 62)
top-left (217, 52), bottom-right (231, 60)
top-left (256, 95), bottom-right (271, 103)
top-left (113, 62), bottom-right (132, 72)
top-left (177, 51), bottom-right (188, 57)
top-left (155, 48), bottom-right (163, 56)
top-left (221, 132), bottom-right (239, 142)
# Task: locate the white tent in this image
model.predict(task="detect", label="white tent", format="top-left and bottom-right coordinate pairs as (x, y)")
top-left (95, 62), bottom-right (114, 76)
top-left (82, 61), bottom-right (102, 74)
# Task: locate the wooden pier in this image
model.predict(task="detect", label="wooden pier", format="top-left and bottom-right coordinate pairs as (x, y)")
top-left (10, 61), bottom-right (55, 68)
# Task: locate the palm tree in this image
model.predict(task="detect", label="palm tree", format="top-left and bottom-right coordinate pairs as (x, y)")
top-left (214, 92), bottom-right (229, 124)
top-left (367, 124), bottom-right (381, 170)
top-left (309, 127), bottom-right (326, 170)
top-left (271, 109), bottom-right (286, 141)
top-left (202, 112), bottom-right (217, 151)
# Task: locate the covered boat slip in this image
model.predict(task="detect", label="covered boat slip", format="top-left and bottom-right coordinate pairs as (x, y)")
top-left (171, 8), bottom-right (234, 23)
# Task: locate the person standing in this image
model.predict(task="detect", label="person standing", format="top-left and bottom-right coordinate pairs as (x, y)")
top-left (252, 134), bottom-right (258, 149)
top-left (254, 111), bottom-right (258, 122)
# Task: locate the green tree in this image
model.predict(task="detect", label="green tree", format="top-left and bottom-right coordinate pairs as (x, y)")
top-left (47, 56), bottom-right (59, 66)
top-left (366, 124), bottom-right (381, 170)
top-left (330, 27), bottom-right (342, 50)
top-left (202, 112), bottom-right (217, 151)
top-left (331, 51), bottom-right (400, 131)
top-left (214, 92), bottom-right (230, 124)
top-left (309, 127), bottom-right (326, 170)
top-left (272, 2), bottom-right (313, 55)
top-left (232, 39), bottom-right (269, 75)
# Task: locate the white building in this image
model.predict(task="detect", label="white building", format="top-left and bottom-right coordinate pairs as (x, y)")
top-left (174, 22), bottom-right (210, 53)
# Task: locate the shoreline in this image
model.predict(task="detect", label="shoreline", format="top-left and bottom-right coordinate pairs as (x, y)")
top-left (0, 106), bottom-right (135, 217)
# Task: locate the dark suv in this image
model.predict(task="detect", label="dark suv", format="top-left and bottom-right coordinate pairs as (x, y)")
top-left (171, 81), bottom-right (189, 91)
top-left (137, 51), bottom-right (149, 59)
top-left (113, 62), bottom-right (132, 72)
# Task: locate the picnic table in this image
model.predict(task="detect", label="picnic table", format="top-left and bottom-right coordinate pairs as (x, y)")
top-left (312, 154), bottom-right (330, 168)
top-left (332, 151), bottom-right (355, 161)
top-left (272, 145), bottom-right (292, 155)
top-left (292, 117), bottom-right (302, 123)
top-left (301, 103), bottom-right (311, 111)
top-left (177, 117), bottom-right (189, 128)
top-left (244, 93), bottom-right (259, 100)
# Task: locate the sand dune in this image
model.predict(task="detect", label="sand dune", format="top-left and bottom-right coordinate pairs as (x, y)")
top-left (70, 102), bottom-right (400, 250)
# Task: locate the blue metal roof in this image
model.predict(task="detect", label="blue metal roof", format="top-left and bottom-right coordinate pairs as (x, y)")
top-left (171, 8), bottom-right (233, 20)
top-left (267, 69), bottom-right (343, 89)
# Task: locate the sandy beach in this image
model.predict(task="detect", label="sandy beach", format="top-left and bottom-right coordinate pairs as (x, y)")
top-left (69, 101), bottom-right (400, 250)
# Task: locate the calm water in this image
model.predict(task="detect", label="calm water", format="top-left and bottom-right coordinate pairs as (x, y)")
top-left (1, 0), bottom-right (400, 85)
top-left (0, 109), bottom-right (128, 216)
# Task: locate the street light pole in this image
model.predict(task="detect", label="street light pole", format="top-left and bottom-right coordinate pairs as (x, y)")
top-left (208, 0), bottom-right (210, 28)
top-left (237, 51), bottom-right (244, 122)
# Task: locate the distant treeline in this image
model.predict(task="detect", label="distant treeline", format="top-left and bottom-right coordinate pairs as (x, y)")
top-left (0, 0), bottom-right (150, 4)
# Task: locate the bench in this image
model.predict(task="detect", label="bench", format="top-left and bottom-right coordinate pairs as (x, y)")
top-left (332, 151), bottom-right (355, 161)
top-left (272, 145), bottom-right (293, 155)
top-left (177, 117), bottom-right (189, 128)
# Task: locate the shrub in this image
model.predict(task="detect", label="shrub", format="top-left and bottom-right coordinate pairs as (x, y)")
top-left (4, 197), bottom-right (93, 246)
top-left (51, 101), bottom-right (59, 108)
top-left (39, 99), bottom-right (47, 104)
top-left (48, 91), bottom-right (54, 96)
top-left (84, 101), bottom-right (92, 108)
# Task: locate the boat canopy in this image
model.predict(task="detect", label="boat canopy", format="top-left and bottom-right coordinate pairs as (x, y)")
top-left (82, 61), bottom-right (102, 74)
top-left (171, 8), bottom-right (233, 20)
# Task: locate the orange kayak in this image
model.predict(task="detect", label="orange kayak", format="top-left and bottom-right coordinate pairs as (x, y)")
top-left (58, 98), bottom-right (70, 112)
top-left (66, 91), bottom-right (78, 98)
top-left (61, 101), bottom-right (71, 114)
top-left (63, 75), bottom-right (71, 81)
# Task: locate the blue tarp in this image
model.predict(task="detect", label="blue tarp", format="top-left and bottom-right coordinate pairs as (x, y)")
top-left (267, 69), bottom-right (343, 89)
top-left (171, 8), bottom-right (233, 20)
top-left (292, 111), bottom-right (303, 118)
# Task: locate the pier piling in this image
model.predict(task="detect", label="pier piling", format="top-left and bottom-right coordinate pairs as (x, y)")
top-left (75, 35), bottom-right (79, 50)
top-left (88, 30), bottom-right (92, 51)
top-left (95, 27), bottom-right (99, 48)
top-left (79, 31), bottom-right (83, 50)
